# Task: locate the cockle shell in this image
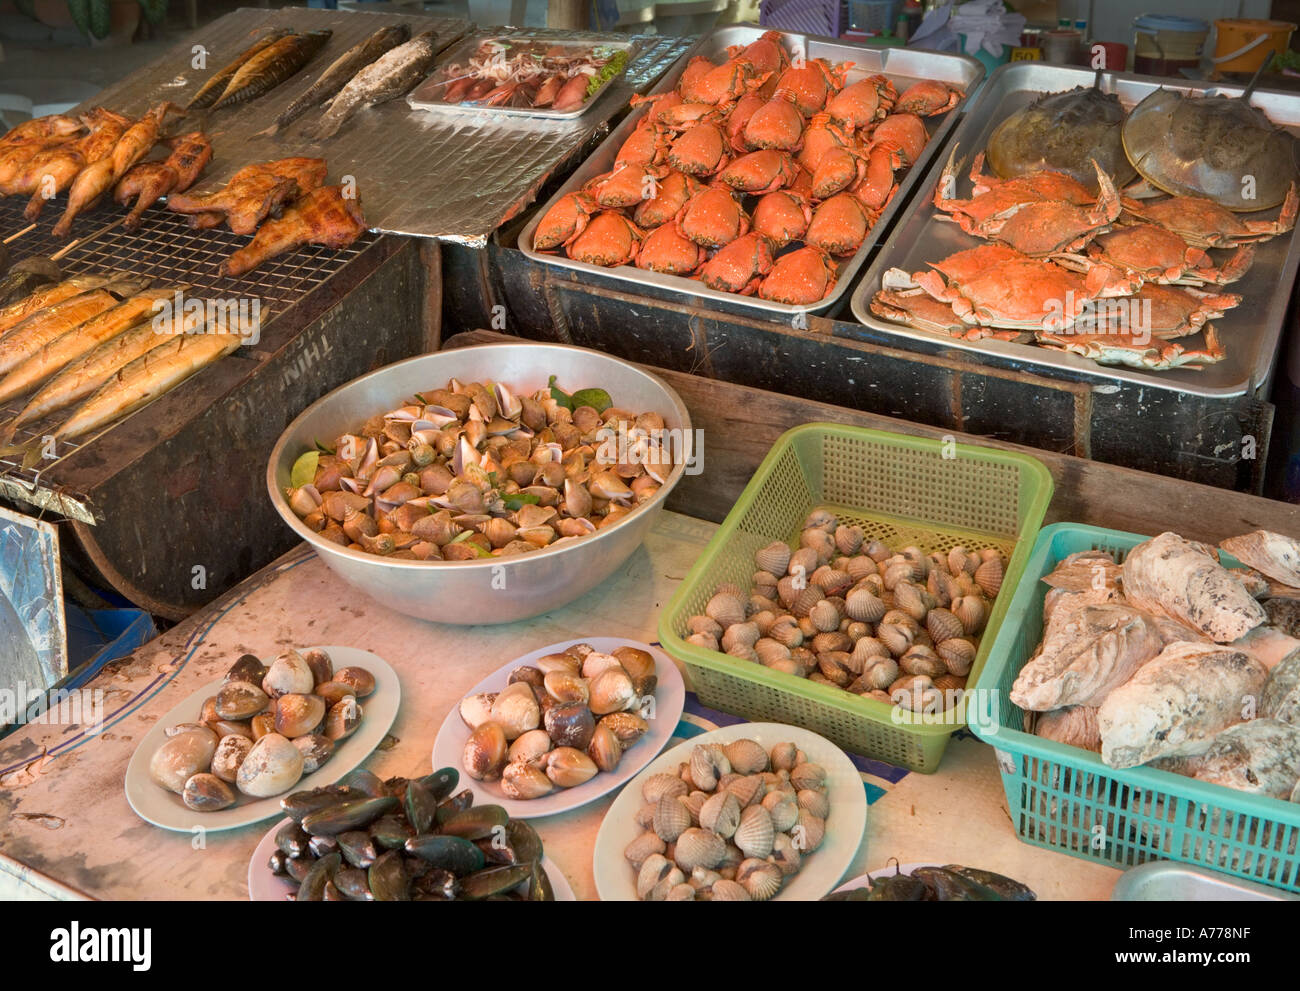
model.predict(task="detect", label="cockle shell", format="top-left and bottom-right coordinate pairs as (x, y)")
top-left (690, 866), bottom-right (722, 891)
top-left (809, 599), bottom-right (841, 633)
top-left (776, 575), bottom-right (801, 607)
top-left (877, 622), bottom-right (914, 656)
top-left (749, 594), bottom-right (775, 616)
top-left (844, 587), bottom-right (886, 623)
top-left (797, 787), bottom-right (830, 819)
top-left (770, 741), bottom-right (799, 772)
top-left (934, 672), bottom-right (966, 692)
top-left (901, 645), bottom-right (945, 678)
top-left (852, 636), bottom-right (889, 665)
top-left (699, 790), bottom-right (742, 838)
top-left (846, 555), bottom-right (877, 581)
top-left (689, 744), bottom-right (722, 791)
top-left (626, 831), bottom-right (666, 869)
top-left (751, 610), bottom-right (778, 636)
top-left (800, 527), bottom-right (836, 564)
top-left (721, 622), bottom-right (760, 653)
top-left (688, 615), bottom-right (723, 638)
top-left (755, 541), bottom-right (792, 575)
top-left (834, 525), bottom-right (864, 556)
top-left (788, 546), bottom-right (820, 579)
top-left (790, 587), bottom-right (824, 619)
top-left (674, 828), bottom-right (727, 872)
top-left (768, 618), bottom-right (803, 647)
top-left (883, 562), bottom-right (914, 591)
top-left (737, 858), bottom-right (783, 900)
top-left (975, 556), bottom-right (1004, 598)
top-left (953, 595), bottom-right (987, 635)
top-left (793, 810), bottom-right (825, 852)
top-left (681, 790), bottom-right (708, 825)
top-left (665, 883), bottom-right (695, 901)
top-left (815, 568), bottom-right (853, 597)
top-left (894, 581), bottom-right (931, 621)
top-left (710, 879), bottom-right (752, 901)
top-left (726, 773), bottom-right (766, 808)
top-left (926, 607), bottom-right (963, 644)
top-left (771, 832), bottom-right (801, 876)
top-left (812, 631), bottom-right (851, 654)
top-left (637, 853), bottom-right (675, 899)
top-left (734, 804), bottom-right (775, 858)
top-left (653, 794), bottom-right (691, 842)
top-left (642, 771), bottom-right (689, 803)
top-left (686, 632), bottom-right (719, 651)
top-left (937, 637), bottom-right (977, 676)
top-left (754, 638), bottom-right (792, 667)
top-left (789, 762), bottom-right (826, 791)
top-left (761, 790), bottom-right (800, 832)
top-left (723, 738), bottom-right (770, 774)
top-left (862, 656), bottom-right (900, 690)
top-left (705, 592), bottom-right (746, 628)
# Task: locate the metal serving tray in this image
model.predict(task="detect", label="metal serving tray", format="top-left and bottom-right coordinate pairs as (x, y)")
top-left (518, 25), bottom-right (984, 319)
top-left (1112, 862), bottom-right (1300, 901)
top-left (848, 62), bottom-right (1300, 398)
top-left (408, 34), bottom-right (636, 120)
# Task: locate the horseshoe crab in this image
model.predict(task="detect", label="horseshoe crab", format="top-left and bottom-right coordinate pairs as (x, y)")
top-left (1121, 74), bottom-right (1300, 211)
top-left (987, 74), bottom-right (1135, 195)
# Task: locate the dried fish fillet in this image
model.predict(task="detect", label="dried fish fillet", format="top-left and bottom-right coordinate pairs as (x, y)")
top-left (1220, 530), bottom-right (1300, 589)
top-left (1183, 719), bottom-right (1300, 798)
top-left (1012, 603), bottom-right (1164, 710)
top-left (1098, 640), bottom-right (1267, 769)
top-left (1122, 531), bottom-right (1266, 643)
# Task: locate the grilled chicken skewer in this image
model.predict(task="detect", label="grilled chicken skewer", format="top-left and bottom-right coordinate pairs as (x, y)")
top-left (167, 156), bottom-right (326, 234)
top-left (53, 102), bottom-right (178, 237)
top-left (114, 131), bottom-right (214, 230)
top-left (221, 184), bottom-right (366, 277)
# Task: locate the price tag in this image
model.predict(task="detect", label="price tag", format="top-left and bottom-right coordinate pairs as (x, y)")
top-left (1010, 47), bottom-right (1043, 61)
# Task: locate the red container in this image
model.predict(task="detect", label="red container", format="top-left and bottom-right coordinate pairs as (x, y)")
top-left (1087, 40), bottom-right (1127, 71)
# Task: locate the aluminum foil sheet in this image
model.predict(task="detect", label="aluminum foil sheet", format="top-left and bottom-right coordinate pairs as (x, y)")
top-left (80, 7), bottom-right (694, 246)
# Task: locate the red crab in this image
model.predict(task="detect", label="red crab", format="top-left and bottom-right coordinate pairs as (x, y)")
top-left (588, 163), bottom-right (669, 209)
top-left (677, 56), bottom-right (717, 102)
top-left (694, 57), bottom-right (770, 106)
top-left (1120, 183), bottom-right (1299, 249)
top-left (1065, 224), bottom-right (1255, 295)
top-left (811, 145), bottom-right (866, 199)
top-left (633, 169), bottom-right (707, 228)
top-left (824, 75), bottom-right (897, 130)
top-left (636, 223), bottom-right (708, 275)
top-left (773, 59), bottom-right (850, 116)
top-left (699, 232), bottom-right (777, 294)
top-left (744, 90), bottom-right (805, 151)
top-left (805, 193), bottom-right (875, 256)
top-left (726, 30), bottom-right (791, 76)
top-left (893, 80), bottom-right (963, 117)
top-left (725, 92), bottom-right (766, 153)
top-left (615, 118), bottom-right (671, 168)
top-left (631, 90), bottom-right (683, 126)
top-left (655, 102), bottom-right (725, 132)
top-left (676, 187), bottom-right (750, 247)
top-left (533, 191), bottom-right (598, 250)
top-left (667, 120), bottom-right (731, 177)
top-left (797, 113), bottom-right (855, 173)
top-left (567, 211), bottom-right (643, 266)
top-left (852, 141), bottom-right (906, 210)
top-left (717, 149), bottom-right (799, 194)
top-left (866, 113), bottom-right (928, 166)
top-left (752, 190), bottom-right (813, 247)
top-left (758, 245), bottom-right (838, 304)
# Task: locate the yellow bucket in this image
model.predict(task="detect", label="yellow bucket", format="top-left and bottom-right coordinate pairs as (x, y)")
top-left (1212, 18), bottom-right (1296, 73)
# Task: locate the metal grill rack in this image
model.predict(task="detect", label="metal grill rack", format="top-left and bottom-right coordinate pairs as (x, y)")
top-left (0, 195), bottom-right (377, 505)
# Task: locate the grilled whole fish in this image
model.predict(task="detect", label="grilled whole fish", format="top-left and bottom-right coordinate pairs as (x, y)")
top-left (264, 24), bottom-right (410, 136)
top-left (211, 30), bottom-right (333, 111)
top-left (51, 321), bottom-right (244, 441)
top-left (187, 29), bottom-right (293, 110)
top-left (221, 184), bottom-right (366, 277)
top-left (0, 257), bottom-right (61, 308)
top-left (313, 30), bottom-right (438, 140)
top-left (0, 287), bottom-right (185, 405)
top-left (0, 273), bottom-right (112, 336)
top-left (0, 276), bottom-right (151, 377)
top-left (6, 306), bottom-right (205, 434)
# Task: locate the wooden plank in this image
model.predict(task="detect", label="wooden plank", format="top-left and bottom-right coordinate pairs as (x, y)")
top-left (447, 329), bottom-right (1300, 543)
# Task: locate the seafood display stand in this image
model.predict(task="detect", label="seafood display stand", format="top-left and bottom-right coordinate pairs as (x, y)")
top-left (3, 330), bottom-right (1300, 902)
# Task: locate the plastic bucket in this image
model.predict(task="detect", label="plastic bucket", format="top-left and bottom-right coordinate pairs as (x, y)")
top-left (1133, 13), bottom-right (1208, 76)
top-left (1212, 18), bottom-right (1296, 73)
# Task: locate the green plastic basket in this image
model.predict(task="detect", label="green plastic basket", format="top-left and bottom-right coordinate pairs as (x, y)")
top-left (972, 522), bottom-right (1300, 892)
top-left (658, 423), bottom-right (1054, 772)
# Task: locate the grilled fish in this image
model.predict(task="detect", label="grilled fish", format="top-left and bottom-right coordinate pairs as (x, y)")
top-left (51, 319), bottom-right (244, 441)
top-left (6, 306), bottom-right (205, 435)
top-left (0, 273), bottom-right (113, 336)
top-left (114, 131), bottom-right (214, 230)
top-left (211, 30), bottom-right (333, 111)
top-left (0, 287), bottom-right (185, 405)
top-left (313, 30), bottom-right (438, 140)
top-left (264, 25), bottom-right (410, 137)
top-left (0, 257), bottom-right (61, 308)
top-left (221, 184), bottom-right (366, 277)
top-left (54, 102), bottom-right (178, 238)
top-left (0, 276), bottom-right (151, 377)
top-left (187, 29), bottom-right (293, 110)
top-left (167, 157), bottom-right (327, 234)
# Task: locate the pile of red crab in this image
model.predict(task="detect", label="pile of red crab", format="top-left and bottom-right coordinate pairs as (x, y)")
top-left (531, 30), bottom-right (963, 304)
top-left (870, 144), bottom-right (1300, 371)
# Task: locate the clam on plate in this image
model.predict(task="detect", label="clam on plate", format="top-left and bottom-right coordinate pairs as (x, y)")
top-left (431, 637), bottom-right (685, 819)
top-left (247, 816), bottom-right (576, 901)
top-left (592, 722), bottom-right (868, 901)
top-left (124, 646), bottom-right (400, 832)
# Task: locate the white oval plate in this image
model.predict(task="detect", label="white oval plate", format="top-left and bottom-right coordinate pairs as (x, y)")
top-left (832, 863), bottom-right (937, 895)
top-left (592, 722), bottom-right (868, 901)
top-left (431, 638), bottom-right (685, 819)
top-left (125, 646), bottom-right (400, 832)
top-left (247, 816), bottom-right (575, 901)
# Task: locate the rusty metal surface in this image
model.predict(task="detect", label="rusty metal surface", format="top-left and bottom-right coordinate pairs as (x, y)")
top-left (83, 7), bottom-right (693, 246)
top-left (0, 193), bottom-right (377, 522)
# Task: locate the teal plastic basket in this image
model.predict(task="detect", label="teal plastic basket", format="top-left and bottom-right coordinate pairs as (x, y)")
top-left (972, 522), bottom-right (1300, 892)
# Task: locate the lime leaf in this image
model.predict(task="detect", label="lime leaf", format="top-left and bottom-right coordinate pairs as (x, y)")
top-left (504, 493), bottom-right (541, 511)
top-left (314, 440), bottom-right (335, 455)
top-left (548, 374), bottom-right (574, 411)
top-left (571, 387), bottom-right (612, 412)
top-left (291, 450), bottom-right (319, 488)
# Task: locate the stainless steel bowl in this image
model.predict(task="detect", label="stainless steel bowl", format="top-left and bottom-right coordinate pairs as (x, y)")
top-left (267, 343), bottom-right (693, 625)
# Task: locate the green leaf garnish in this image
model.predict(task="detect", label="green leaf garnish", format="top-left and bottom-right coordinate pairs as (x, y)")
top-left (571, 387), bottom-right (612, 412)
top-left (503, 493), bottom-right (542, 511)
top-left (548, 374), bottom-right (574, 411)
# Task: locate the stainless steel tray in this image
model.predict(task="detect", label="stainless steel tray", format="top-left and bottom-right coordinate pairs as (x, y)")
top-left (848, 62), bottom-right (1300, 398)
top-left (408, 33), bottom-right (636, 120)
top-left (1112, 861), bottom-right (1299, 901)
top-left (518, 25), bottom-right (985, 318)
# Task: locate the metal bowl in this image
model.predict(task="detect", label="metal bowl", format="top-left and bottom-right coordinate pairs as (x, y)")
top-left (267, 343), bottom-right (692, 625)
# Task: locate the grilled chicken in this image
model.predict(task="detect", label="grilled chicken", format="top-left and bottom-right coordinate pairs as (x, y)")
top-left (167, 157), bottom-right (326, 235)
top-left (221, 184), bottom-right (366, 277)
top-left (20, 108), bottom-right (130, 221)
top-left (114, 131), bottom-right (213, 230)
top-left (53, 103), bottom-right (178, 237)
